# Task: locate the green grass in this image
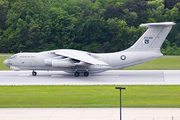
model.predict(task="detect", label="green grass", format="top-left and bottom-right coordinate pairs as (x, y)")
top-left (0, 53), bottom-right (13, 55)
top-left (0, 85), bottom-right (179, 108)
top-left (0, 56), bottom-right (10, 70)
top-left (124, 56), bottom-right (180, 70)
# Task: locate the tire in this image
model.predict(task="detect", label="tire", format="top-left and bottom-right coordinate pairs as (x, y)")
top-left (84, 72), bottom-right (89, 77)
top-left (32, 71), bottom-right (37, 76)
top-left (74, 72), bottom-right (79, 77)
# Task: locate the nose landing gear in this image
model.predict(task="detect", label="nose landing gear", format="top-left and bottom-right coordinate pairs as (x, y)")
top-left (32, 70), bottom-right (37, 76)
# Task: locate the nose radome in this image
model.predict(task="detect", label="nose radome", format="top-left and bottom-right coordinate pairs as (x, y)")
top-left (3, 59), bottom-right (7, 65)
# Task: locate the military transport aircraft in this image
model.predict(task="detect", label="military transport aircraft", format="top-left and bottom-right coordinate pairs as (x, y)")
top-left (3, 22), bottom-right (175, 77)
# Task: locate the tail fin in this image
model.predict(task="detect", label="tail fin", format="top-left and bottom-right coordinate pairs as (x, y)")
top-left (126, 22), bottom-right (175, 52)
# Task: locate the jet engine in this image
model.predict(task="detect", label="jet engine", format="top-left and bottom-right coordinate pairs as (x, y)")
top-left (45, 57), bottom-right (89, 68)
top-left (44, 56), bottom-right (63, 66)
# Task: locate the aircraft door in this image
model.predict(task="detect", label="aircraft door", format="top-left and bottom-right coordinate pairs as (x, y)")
top-left (30, 59), bottom-right (36, 67)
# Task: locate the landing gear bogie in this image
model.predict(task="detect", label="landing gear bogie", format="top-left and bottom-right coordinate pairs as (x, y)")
top-left (74, 71), bottom-right (89, 77)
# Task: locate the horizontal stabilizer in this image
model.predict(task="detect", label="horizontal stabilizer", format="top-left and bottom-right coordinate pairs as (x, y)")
top-left (140, 22), bottom-right (176, 27)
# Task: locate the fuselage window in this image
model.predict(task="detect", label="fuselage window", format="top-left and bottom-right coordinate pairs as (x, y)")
top-left (20, 56), bottom-right (26, 58)
top-left (19, 56), bottom-right (35, 58)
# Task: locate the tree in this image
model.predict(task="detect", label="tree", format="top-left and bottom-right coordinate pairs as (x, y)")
top-left (107, 18), bottom-right (129, 51)
top-left (78, 15), bottom-right (109, 52)
top-left (0, 0), bottom-right (9, 31)
top-left (123, 8), bottom-right (138, 26)
top-left (164, 0), bottom-right (180, 9)
top-left (2, 0), bottom-right (44, 52)
top-left (123, 0), bottom-right (148, 26)
top-left (103, 3), bottom-right (124, 21)
top-left (146, 0), bottom-right (165, 22)
top-left (0, 0), bottom-right (180, 54)
top-left (38, 8), bottom-right (72, 51)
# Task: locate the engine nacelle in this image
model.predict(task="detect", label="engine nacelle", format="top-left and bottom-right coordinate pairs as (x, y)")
top-left (45, 59), bottom-right (53, 66)
top-left (74, 61), bottom-right (89, 66)
top-left (44, 56), bottom-right (63, 66)
top-left (52, 60), bottom-right (75, 68)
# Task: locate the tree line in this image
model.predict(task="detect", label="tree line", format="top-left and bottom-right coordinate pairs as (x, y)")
top-left (0, 0), bottom-right (180, 55)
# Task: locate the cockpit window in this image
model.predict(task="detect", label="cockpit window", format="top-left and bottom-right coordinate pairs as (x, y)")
top-left (8, 55), bottom-right (16, 59)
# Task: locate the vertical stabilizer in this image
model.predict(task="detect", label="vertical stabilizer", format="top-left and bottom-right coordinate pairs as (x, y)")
top-left (126, 22), bottom-right (175, 52)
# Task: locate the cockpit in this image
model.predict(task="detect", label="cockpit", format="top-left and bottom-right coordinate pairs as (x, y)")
top-left (3, 55), bottom-right (17, 68)
top-left (7, 55), bottom-right (17, 59)
top-left (3, 54), bottom-right (22, 71)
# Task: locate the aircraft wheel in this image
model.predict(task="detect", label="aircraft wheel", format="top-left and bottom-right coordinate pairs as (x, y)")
top-left (74, 72), bottom-right (79, 77)
top-left (84, 72), bottom-right (89, 77)
top-left (32, 71), bottom-right (37, 76)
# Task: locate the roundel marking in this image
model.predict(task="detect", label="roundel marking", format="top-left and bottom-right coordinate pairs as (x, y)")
top-left (120, 55), bottom-right (126, 60)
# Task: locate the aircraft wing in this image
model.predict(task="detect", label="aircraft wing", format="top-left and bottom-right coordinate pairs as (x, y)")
top-left (55, 49), bottom-right (108, 65)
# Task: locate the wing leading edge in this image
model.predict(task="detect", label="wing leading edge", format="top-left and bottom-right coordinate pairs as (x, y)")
top-left (55, 49), bottom-right (108, 65)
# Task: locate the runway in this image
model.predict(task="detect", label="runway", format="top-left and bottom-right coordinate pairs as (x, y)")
top-left (0, 70), bottom-right (180, 85)
top-left (0, 108), bottom-right (180, 120)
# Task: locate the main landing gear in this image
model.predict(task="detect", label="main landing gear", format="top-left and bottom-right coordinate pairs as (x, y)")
top-left (74, 71), bottom-right (89, 77)
top-left (74, 71), bottom-right (79, 77)
top-left (32, 70), bottom-right (37, 76)
top-left (84, 71), bottom-right (89, 77)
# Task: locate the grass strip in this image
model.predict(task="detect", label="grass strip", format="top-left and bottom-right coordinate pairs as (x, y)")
top-left (0, 53), bottom-right (13, 55)
top-left (0, 56), bottom-right (10, 70)
top-left (124, 56), bottom-right (180, 70)
top-left (0, 85), bottom-right (179, 108)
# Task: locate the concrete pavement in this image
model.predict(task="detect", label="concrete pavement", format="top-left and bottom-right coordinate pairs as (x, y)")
top-left (0, 108), bottom-right (179, 120)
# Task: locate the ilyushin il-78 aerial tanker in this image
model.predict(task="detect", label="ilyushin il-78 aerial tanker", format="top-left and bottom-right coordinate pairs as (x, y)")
top-left (3, 22), bottom-right (175, 77)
